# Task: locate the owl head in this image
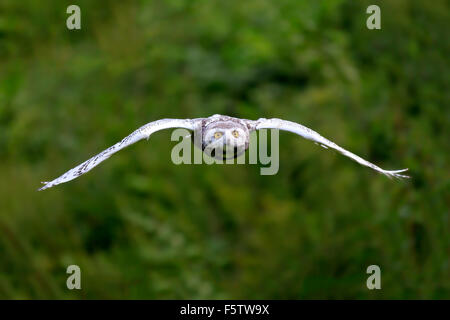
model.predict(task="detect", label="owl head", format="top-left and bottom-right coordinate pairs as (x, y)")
top-left (202, 120), bottom-right (250, 160)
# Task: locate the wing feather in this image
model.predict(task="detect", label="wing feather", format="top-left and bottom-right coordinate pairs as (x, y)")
top-left (39, 118), bottom-right (197, 190)
top-left (255, 118), bottom-right (409, 179)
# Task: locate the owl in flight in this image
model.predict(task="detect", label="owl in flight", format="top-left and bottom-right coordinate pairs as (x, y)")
top-left (38, 114), bottom-right (409, 190)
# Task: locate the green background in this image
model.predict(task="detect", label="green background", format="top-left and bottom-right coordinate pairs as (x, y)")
top-left (0, 0), bottom-right (448, 299)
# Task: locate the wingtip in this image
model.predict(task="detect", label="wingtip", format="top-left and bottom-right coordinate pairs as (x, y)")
top-left (391, 168), bottom-right (409, 173)
top-left (384, 168), bottom-right (410, 180)
top-left (38, 181), bottom-right (50, 191)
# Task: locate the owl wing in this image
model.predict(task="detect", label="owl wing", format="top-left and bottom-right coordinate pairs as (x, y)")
top-left (38, 118), bottom-right (200, 190)
top-left (253, 118), bottom-right (409, 179)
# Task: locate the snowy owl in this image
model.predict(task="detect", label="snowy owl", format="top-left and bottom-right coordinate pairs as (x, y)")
top-left (38, 114), bottom-right (409, 190)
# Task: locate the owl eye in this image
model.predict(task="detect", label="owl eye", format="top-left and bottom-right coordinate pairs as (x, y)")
top-left (214, 132), bottom-right (223, 139)
top-left (232, 130), bottom-right (239, 138)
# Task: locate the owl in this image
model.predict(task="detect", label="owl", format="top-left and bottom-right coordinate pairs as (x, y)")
top-left (38, 114), bottom-right (409, 190)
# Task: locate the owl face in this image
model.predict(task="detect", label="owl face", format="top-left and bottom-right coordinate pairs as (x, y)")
top-left (202, 120), bottom-right (249, 160)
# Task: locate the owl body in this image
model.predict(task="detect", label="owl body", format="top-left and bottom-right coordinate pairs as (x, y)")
top-left (198, 114), bottom-right (251, 160)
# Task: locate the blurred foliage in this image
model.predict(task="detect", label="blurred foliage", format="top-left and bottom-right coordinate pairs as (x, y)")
top-left (0, 0), bottom-right (449, 299)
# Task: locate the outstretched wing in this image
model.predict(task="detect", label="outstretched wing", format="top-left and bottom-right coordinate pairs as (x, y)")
top-left (254, 118), bottom-right (409, 179)
top-left (39, 118), bottom-right (198, 190)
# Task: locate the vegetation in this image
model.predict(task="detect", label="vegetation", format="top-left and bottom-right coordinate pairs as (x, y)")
top-left (0, 0), bottom-right (448, 299)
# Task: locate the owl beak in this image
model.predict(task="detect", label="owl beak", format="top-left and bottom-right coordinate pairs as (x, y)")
top-left (225, 135), bottom-right (235, 146)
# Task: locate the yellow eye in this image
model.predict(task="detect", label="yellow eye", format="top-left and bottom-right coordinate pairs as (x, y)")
top-left (214, 132), bottom-right (223, 139)
top-left (232, 130), bottom-right (239, 138)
